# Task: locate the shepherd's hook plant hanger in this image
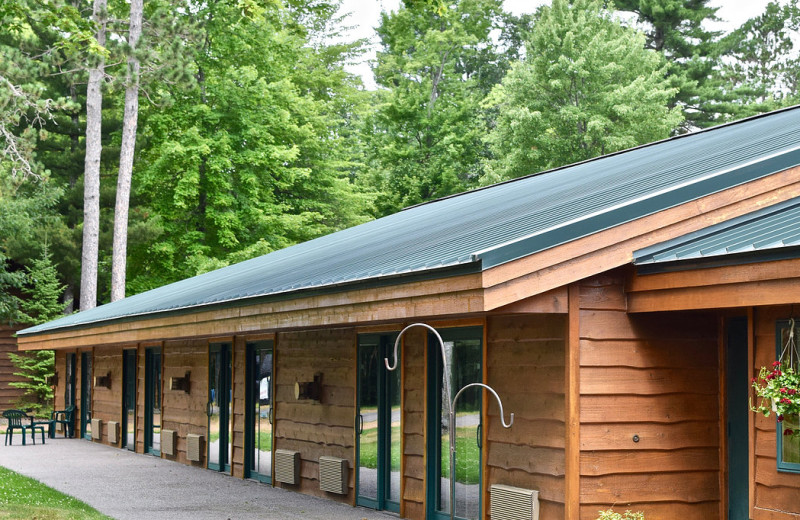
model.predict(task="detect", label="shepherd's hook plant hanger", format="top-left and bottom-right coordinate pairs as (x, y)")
top-left (385, 322), bottom-right (514, 520)
top-left (782, 318), bottom-right (800, 371)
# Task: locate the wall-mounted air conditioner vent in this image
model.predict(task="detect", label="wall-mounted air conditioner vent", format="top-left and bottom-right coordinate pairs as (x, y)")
top-left (161, 429), bottom-right (177, 456)
top-left (107, 421), bottom-right (119, 445)
top-left (91, 418), bottom-right (102, 441)
top-left (490, 484), bottom-right (540, 520)
top-left (319, 456), bottom-right (348, 494)
top-left (275, 449), bottom-right (300, 485)
top-left (186, 433), bottom-right (203, 462)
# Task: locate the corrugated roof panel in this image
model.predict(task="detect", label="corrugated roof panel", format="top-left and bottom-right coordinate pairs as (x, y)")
top-left (20, 106), bottom-right (800, 335)
top-left (634, 196), bottom-right (800, 266)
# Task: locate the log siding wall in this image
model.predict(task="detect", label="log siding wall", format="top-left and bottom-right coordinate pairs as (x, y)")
top-left (401, 326), bottom-right (426, 520)
top-left (161, 339), bottom-right (207, 467)
top-left (274, 328), bottom-right (355, 503)
top-left (92, 346), bottom-right (122, 444)
top-left (577, 273), bottom-right (721, 520)
top-left (754, 306), bottom-right (800, 519)
top-left (486, 314), bottom-right (567, 519)
top-left (0, 326), bottom-right (26, 409)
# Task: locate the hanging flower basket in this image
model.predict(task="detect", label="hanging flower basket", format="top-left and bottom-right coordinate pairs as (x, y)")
top-left (751, 319), bottom-right (800, 438)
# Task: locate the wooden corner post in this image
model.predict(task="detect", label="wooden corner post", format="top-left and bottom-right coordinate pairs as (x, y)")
top-left (566, 283), bottom-right (581, 517)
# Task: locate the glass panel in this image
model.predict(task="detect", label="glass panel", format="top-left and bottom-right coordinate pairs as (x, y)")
top-left (358, 339), bottom-right (379, 503)
top-left (82, 353), bottom-right (92, 440)
top-left (124, 351), bottom-right (136, 450)
top-left (436, 334), bottom-right (482, 520)
top-left (781, 415), bottom-right (800, 463)
top-left (253, 345), bottom-right (273, 478)
top-left (152, 351), bottom-right (161, 453)
top-left (65, 354), bottom-right (75, 408)
top-left (387, 353), bottom-right (401, 504)
top-left (209, 350), bottom-right (221, 468)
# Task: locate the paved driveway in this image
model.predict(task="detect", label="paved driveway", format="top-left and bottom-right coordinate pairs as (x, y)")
top-left (0, 435), bottom-right (396, 520)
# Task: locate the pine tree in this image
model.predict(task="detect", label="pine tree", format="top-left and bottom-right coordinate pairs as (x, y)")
top-left (8, 245), bottom-right (68, 415)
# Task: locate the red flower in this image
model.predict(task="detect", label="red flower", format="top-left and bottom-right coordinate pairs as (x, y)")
top-left (774, 361), bottom-right (782, 367)
top-left (790, 389), bottom-right (798, 395)
top-left (778, 415), bottom-right (785, 422)
top-left (781, 387), bottom-right (789, 393)
top-left (781, 398), bottom-right (792, 404)
top-left (784, 429), bottom-right (794, 436)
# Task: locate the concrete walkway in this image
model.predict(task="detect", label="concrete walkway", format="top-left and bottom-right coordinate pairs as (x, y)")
top-left (0, 435), bottom-right (397, 520)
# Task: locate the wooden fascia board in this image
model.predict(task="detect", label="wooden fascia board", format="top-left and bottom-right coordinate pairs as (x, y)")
top-left (17, 273), bottom-right (483, 351)
top-left (628, 276), bottom-right (800, 313)
top-left (480, 167), bottom-right (800, 311)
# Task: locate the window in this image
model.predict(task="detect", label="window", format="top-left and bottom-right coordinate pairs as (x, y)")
top-left (776, 321), bottom-right (800, 473)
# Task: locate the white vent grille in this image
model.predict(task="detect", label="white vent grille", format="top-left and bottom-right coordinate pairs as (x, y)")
top-left (275, 449), bottom-right (300, 485)
top-left (186, 434), bottom-right (203, 462)
top-left (91, 418), bottom-right (102, 441)
top-left (490, 484), bottom-right (539, 520)
top-left (108, 421), bottom-right (119, 445)
top-left (319, 456), bottom-right (348, 494)
top-left (161, 429), bottom-right (177, 456)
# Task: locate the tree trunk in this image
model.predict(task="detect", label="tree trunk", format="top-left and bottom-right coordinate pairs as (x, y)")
top-left (110, 0), bottom-right (143, 302)
top-left (80, 0), bottom-right (106, 311)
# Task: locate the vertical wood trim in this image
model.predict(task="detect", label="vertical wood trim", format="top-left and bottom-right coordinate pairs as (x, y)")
top-left (481, 318), bottom-right (489, 519)
top-left (230, 336), bottom-right (238, 478)
top-left (399, 331), bottom-right (406, 517)
top-left (719, 316), bottom-right (728, 520)
top-left (748, 307), bottom-right (756, 519)
top-left (271, 334), bottom-right (278, 487)
top-left (422, 328), bottom-right (428, 518)
top-left (353, 331), bottom-right (359, 508)
top-left (565, 283), bottom-right (580, 518)
top-left (159, 342), bottom-right (164, 459)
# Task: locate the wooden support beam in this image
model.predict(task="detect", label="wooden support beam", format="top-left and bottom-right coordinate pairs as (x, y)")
top-left (565, 283), bottom-right (580, 518)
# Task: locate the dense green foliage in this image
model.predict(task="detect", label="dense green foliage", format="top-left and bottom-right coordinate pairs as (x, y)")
top-left (1, 0), bottom-right (799, 312)
top-left (485, 0), bottom-right (683, 181)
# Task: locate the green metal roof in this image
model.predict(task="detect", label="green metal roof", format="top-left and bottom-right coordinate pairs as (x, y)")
top-left (634, 196), bottom-right (800, 272)
top-left (19, 106), bottom-right (800, 336)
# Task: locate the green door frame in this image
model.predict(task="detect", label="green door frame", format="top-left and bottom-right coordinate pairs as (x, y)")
top-left (122, 349), bottom-right (137, 451)
top-left (356, 333), bottom-right (400, 513)
top-left (144, 347), bottom-right (161, 456)
top-left (426, 326), bottom-right (483, 520)
top-left (245, 340), bottom-right (273, 483)
top-left (80, 352), bottom-right (92, 440)
top-left (727, 317), bottom-right (749, 518)
top-left (208, 342), bottom-right (232, 472)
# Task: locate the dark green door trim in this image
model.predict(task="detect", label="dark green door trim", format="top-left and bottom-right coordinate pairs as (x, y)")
top-left (208, 342), bottom-right (232, 472)
top-left (122, 349), bottom-right (136, 451)
top-left (356, 333), bottom-right (400, 513)
top-left (80, 352), bottom-right (92, 440)
top-left (426, 326), bottom-right (483, 520)
top-left (144, 347), bottom-right (161, 456)
top-left (727, 317), bottom-right (749, 519)
top-left (245, 340), bottom-right (273, 483)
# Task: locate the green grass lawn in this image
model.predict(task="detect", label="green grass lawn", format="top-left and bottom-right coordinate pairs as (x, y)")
top-left (0, 466), bottom-right (110, 519)
top-left (359, 425), bottom-right (480, 484)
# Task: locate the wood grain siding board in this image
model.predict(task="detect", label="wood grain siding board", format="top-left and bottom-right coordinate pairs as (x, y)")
top-left (92, 346), bottom-right (123, 444)
top-left (273, 328), bottom-right (355, 503)
top-left (753, 306), bottom-right (800, 516)
top-left (160, 339), bottom-right (208, 466)
top-left (566, 285), bottom-right (580, 519)
top-left (486, 314), bottom-right (567, 519)
top-left (402, 326), bottom-right (426, 512)
top-left (17, 276), bottom-right (483, 351)
top-left (0, 326), bottom-right (26, 409)
top-left (577, 272), bottom-right (722, 517)
top-left (754, 508), bottom-right (800, 519)
top-left (231, 336), bottom-right (246, 478)
top-left (483, 169), bottom-right (800, 310)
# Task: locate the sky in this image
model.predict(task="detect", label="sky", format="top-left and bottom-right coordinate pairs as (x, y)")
top-left (335, 0), bottom-right (773, 89)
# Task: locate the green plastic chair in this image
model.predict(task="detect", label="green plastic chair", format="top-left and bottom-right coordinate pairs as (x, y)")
top-left (3, 409), bottom-right (44, 446)
top-left (49, 405), bottom-right (75, 438)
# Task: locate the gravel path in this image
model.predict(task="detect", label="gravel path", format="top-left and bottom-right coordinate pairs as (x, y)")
top-left (0, 435), bottom-right (397, 520)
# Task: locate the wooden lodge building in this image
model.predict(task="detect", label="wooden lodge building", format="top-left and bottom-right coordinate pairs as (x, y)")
top-left (17, 107), bottom-right (800, 520)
